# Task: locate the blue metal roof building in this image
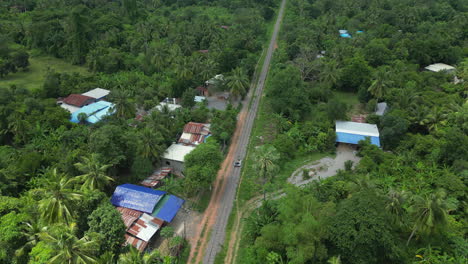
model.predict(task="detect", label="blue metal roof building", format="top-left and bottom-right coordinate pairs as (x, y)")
top-left (111, 184), bottom-right (166, 214)
top-left (70, 101), bottom-right (115, 124)
top-left (336, 121), bottom-right (380, 147)
top-left (152, 195), bottom-right (185, 223)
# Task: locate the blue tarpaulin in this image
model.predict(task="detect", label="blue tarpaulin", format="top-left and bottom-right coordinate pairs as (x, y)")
top-left (111, 184), bottom-right (166, 213)
top-left (152, 195), bottom-right (185, 222)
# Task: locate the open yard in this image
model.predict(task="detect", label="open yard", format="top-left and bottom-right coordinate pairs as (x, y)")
top-left (0, 56), bottom-right (89, 90)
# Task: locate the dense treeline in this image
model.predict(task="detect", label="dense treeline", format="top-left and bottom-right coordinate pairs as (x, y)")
top-left (0, 0), bottom-right (276, 263)
top-left (239, 0), bottom-right (467, 263)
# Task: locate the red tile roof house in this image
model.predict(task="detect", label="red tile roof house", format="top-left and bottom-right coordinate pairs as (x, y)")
top-left (58, 94), bottom-right (96, 113)
top-left (178, 122), bottom-right (211, 146)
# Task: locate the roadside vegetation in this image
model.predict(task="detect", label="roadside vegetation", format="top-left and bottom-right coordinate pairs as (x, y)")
top-left (0, 0), bottom-right (277, 263)
top-left (234, 0), bottom-right (468, 263)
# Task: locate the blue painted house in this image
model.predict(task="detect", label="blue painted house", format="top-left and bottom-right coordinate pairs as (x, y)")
top-left (335, 121), bottom-right (380, 147)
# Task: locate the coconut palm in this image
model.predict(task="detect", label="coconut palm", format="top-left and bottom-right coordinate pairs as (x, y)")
top-left (117, 247), bottom-right (170, 264)
top-left (328, 256), bottom-right (341, 264)
top-left (40, 223), bottom-right (97, 264)
top-left (318, 58), bottom-right (339, 88)
top-left (368, 67), bottom-right (392, 100)
top-left (74, 154), bottom-right (113, 191)
top-left (15, 220), bottom-right (44, 257)
top-left (385, 189), bottom-right (409, 227)
top-left (226, 67), bottom-right (249, 100)
top-left (406, 189), bottom-right (456, 245)
top-left (253, 145), bottom-right (280, 200)
top-left (137, 127), bottom-right (165, 162)
top-left (34, 169), bottom-right (82, 225)
top-left (110, 89), bottom-right (135, 119)
top-left (199, 59), bottom-right (218, 82)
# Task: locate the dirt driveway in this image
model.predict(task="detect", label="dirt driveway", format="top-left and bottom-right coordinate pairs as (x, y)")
top-left (288, 144), bottom-right (361, 186)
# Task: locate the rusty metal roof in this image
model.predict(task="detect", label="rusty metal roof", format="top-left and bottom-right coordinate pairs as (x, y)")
top-left (127, 213), bottom-right (164, 242)
top-left (124, 234), bottom-right (148, 252)
top-left (63, 94), bottom-right (95, 107)
top-left (183, 122), bottom-right (204, 134)
top-left (140, 168), bottom-right (171, 188)
top-left (116, 207), bottom-right (142, 229)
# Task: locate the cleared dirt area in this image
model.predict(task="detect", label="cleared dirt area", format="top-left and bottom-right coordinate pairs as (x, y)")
top-left (288, 144), bottom-right (361, 185)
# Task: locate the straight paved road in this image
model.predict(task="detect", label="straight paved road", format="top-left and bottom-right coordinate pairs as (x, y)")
top-left (202, 0), bottom-right (286, 264)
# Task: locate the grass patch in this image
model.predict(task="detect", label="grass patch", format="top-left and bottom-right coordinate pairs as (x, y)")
top-left (191, 189), bottom-right (212, 212)
top-left (334, 91), bottom-right (365, 116)
top-left (275, 152), bottom-right (332, 183)
top-left (0, 55), bottom-right (89, 90)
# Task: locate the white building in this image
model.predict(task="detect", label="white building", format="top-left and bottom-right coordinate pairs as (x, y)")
top-left (424, 63), bottom-right (456, 73)
top-left (161, 144), bottom-right (196, 173)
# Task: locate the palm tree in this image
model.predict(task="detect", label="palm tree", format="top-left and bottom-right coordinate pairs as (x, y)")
top-left (117, 247), bottom-right (169, 264)
top-left (318, 58), bottom-right (339, 88)
top-left (406, 190), bottom-right (455, 245)
top-left (385, 189), bottom-right (408, 227)
top-left (328, 256), bottom-right (341, 264)
top-left (253, 145), bottom-right (280, 200)
top-left (368, 67), bottom-right (392, 100)
top-left (137, 127), bottom-right (165, 162)
top-left (74, 154), bottom-right (113, 191)
top-left (15, 220), bottom-right (44, 257)
top-left (110, 89), bottom-right (135, 119)
top-left (226, 67), bottom-right (249, 100)
top-left (199, 59), bottom-right (218, 82)
top-left (175, 57), bottom-right (193, 80)
top-left (33, 169), bottom-right (82, 225)
top-left (41, 223), bottom-right (97, 264)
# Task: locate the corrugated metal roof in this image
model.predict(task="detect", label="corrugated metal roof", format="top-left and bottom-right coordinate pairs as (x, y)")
top-left (82, 88), bottom-right (110, 99)
top-left (183, 122), bottom-right (204, 134)
top-left (152, 195), bottom-right (185, 223)
top-left (63, 94), bottom-right (95, 107)
top-left (70, 101), bottom-right (115, 124)
top-left (60, 103), bottom-right (81, 113)
top-left (116, 207), bottom-right (143, 229)
top-left (140, 168), bottom-right (171, 188)
top-left (194, 96), bottom-right (206, 102)
top-left (127, 213), bottom-right (163, 242)
top-left (124, 234), bottom-right (148, 252)
top-left (162, 144), bottom-right (196, 162)
top-left (111, 184), bottom-right (166, 213)
top-left (375, 102), bottom-right (388, 116)
top-left (424, 63), bottom-right (455, 72)
top-left (335, 121), bottom-right (379, 137)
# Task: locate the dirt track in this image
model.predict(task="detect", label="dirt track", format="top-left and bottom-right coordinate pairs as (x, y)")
top-left (186, 1), bottom-right (288, 263)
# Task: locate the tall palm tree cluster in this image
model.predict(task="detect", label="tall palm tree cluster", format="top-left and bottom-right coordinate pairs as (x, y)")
top-left (17, 154), bottom-right (169, 263)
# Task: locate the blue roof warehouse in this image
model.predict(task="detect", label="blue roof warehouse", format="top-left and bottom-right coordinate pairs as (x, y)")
top-left (335, 121), bottom-right (381, 147)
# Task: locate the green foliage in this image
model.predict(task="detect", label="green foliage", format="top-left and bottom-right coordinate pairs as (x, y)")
top-left (160, 226), bottom-right (175, 239)
top-left (0, 212), bottom-right (28, 262)
top-left (249, 187), bottom-right (335, 263)
top-left (267, 65), bottom-right (310, 120)
top-left (28, 241), bottom-right (53, 264)
top-left (329, 191), bottom-right (402, 264)
top-left (87, 202), bottom-right (126, 255)
top-left (183, 140), bottom-right (223, 196)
